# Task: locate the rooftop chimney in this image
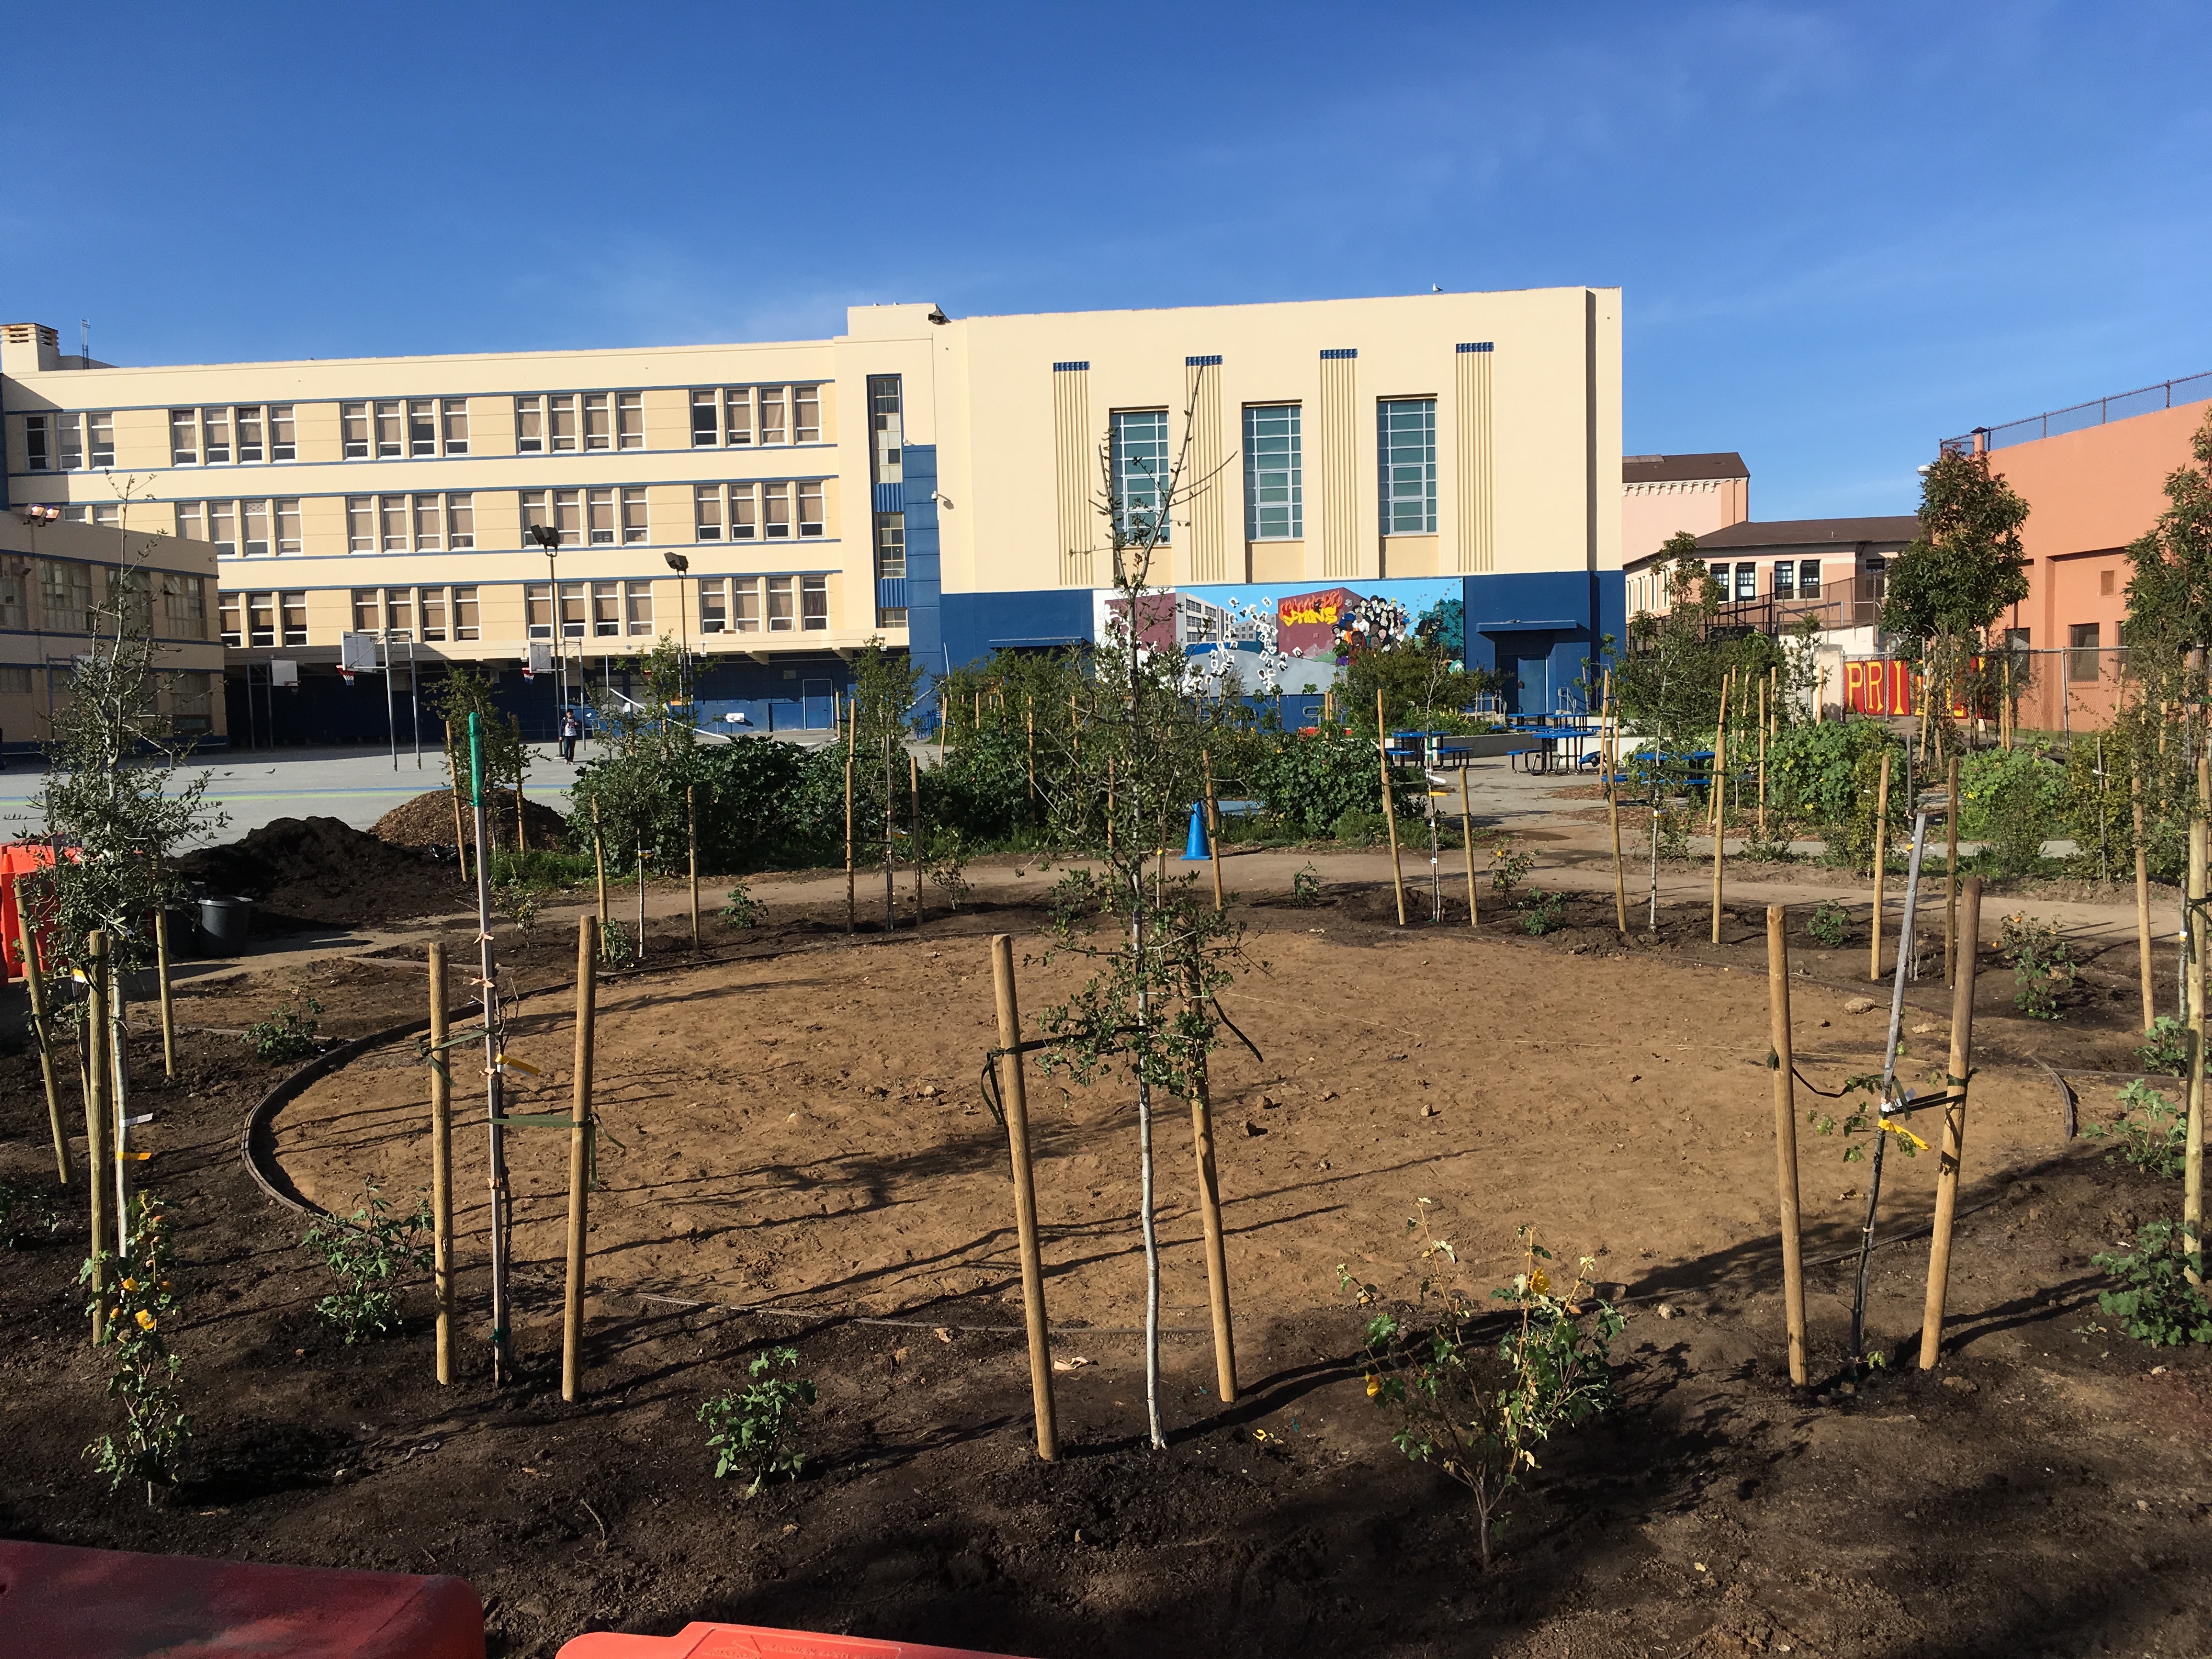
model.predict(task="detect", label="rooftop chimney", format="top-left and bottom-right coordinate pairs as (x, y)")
top-left (1, 324), bottom-right (61, 375)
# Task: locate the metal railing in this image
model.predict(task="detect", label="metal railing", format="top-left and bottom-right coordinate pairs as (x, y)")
top-left (1942, 370), bottom-right (2212, 456)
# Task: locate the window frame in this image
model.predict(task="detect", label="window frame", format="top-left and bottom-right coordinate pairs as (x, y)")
top-left (1242, 403), bottom-right (1302, 541)
top-left (1377, 397), bottom-right (1438, 535)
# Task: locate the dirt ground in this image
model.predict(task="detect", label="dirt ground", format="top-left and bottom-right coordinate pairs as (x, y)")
top-left (4, 872), bottom-right (2212, 1657)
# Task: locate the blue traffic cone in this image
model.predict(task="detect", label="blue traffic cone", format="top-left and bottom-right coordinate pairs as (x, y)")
top-left (1181, 802), bottom-right (1211, 860)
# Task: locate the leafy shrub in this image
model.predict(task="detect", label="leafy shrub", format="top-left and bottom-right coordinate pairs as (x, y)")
top-left (0, 1177), bottom-right (61, 1247)
top-left (1963, 747), bottom-right (2061, 874)
top-left (1807, 899), bottom-right (1851, 949)
top-left (718, 880), bottom-right (765, 928)
top-left (242, 990), bottom-right (323, 1063)
top-left (1996, 912), bottom-right (2078, 1019)
top-left (924, 827), bottom-right (974, 910)
top-left (1519, 889), bottom-right (1566, 936)
top-left (1331, 807), bottom-right (1387, 845)
top-left (2085, 1079), bottom-right (2187, 1178)
top-left (82, 1194), bottom-right (190, 1497)
top-left (1247, 726), bottom-right (1415, 837)
top-left (302, 1181), bottom-right (433, 1344)
top-left (2135, 1015), bottom-right (2192, 1077)
top-left (1290, 863), bottom-right (1323, 907)
top-left (1765, 721), bottom-right (1905, 870)
top-left (495, 879), bottom-right (545, 954)
top-left (1342, 1216), bottom-right (1623, 1569)
top-left (489, 848), bottom-right (597, 887)
top-left (1489, 846), bottom-right (1534, 897)
top-left (699, 1346), bottom-right (817, 1496)
top-left (2094, 1221), bottom-right (2212, 1347)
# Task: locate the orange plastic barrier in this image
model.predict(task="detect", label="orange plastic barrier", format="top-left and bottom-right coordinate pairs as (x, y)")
top-left (0, 840), bottom-right (61, 982)
top-left (560, 1623), bottom-right (1033, 1659)
top-left (0, 1539), bottom-right (484, 1657)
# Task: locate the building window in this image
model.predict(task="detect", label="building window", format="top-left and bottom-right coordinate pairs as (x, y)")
top-left (516, 395), bottom-right (545, 453)
top-left (625, 580), bottom-right (653, 635)
top-left (795, 386), bottom-right (821, 444)
top-left (419, 588), bottom-right (447, 642)
top-left (692, 390), bottom-right (720, 447)
top-left (414, 495), bottom-right (443, 551)
top-left (453, 586), bottom-right (479, 640)
top-left (25, 414), bottom-right (50, 471)
top-left (0, 665), bottom-right (31, 695)
top-left (524, 583), bottom-right (552, 640)
top-left (236, 406), bottom-right (264, 462)
top-left (407, 399), bottom-right (438, 456)
top-left (869, 376), bottom-right (904, 484)
top-left (171, 409), bottom-right (199, 466)
top-left (374, 400), bottom-right (403, 458)
top-left (201, 408), bottom-right (232, 464)
top-left (731, 577), bottom-right (760, 632)
top-left (698, 579), bottom-right (729, 633)
top-left (1773, 562), bottom-right (1796, 599)
top-left (342, 402), bottom-right (370, 459)
top-left (560, 581), bottom-right (587, 638)
top-left (1736, 565), bottom-right (1756, 602)
top-left (279, 591), bottom-right (307, 647)
top-left (1798, 560), bottom-right (1821, 599)
top-left (345, 496), bottom-right (372, 551)
top-left (758, 386), bottom-right (788, 445)
top-left (1378, 398), bottom-right (1437, 534)
top-left (448, 493), bottom-right (475, 549)
top-left (620, 486), bottom-right (647, 544)
top-left (587, 488), bottom-right (617, 545)
top-left (1243, 404), bottom-right (1301, 540)
top-left (2069, 622), bottom-right (2101, 681)
top-left (207, 500), bottom-right (237, 555)
top-left (219, 592), bottom-right (242, 647)
top-left (766, 574), bottom-right (794, 631)
top-left (693, 484), bottom-right (723, 540)
top-left (352, 589), bottom-right (379, 633)
top-left (691, 385), bottom-right (821, 447)
top-left (589, 580), bottom-right (619, 636)
top-left (1111, 409), bottom-right (1172, 543)
top-left (87, 410), bottom-right (114, 467)
top-left (246, 591), bottom-right (276, 647)
top-left (174, 503), bottom-right (202, 543)
top-left (269, 404), bottom-right (296, 461)
top-left (874, 515), bottom-right (906, 580)
top-left (798, 481), bottom-right (825, 537)
top-left (160, 574), bottom-right (208, 637)
top-left (763, 481), bottom-right (792, 539)
top-left (441, 397), bottom-right (468, 455)
top-left (801, 574), bottom-right (828, 630)
top-left (617, 391), bottom-right (643, 449)
top-left (582, 393), bottom-right (611, 451)
top-left (242, 500), bottom-right (270, 557)
top-left (547, 394), bottom-right (577, 452)
top-left (520, 489), bottom-right (581, 546)
top-left (379, 495), bottom-right (408, 551)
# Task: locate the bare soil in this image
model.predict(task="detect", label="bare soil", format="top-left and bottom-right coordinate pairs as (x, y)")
top-left (3, 882), bottom-right (2210, 1658)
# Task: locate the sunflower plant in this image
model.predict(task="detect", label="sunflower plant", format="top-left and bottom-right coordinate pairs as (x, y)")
top-left (81, 1193), bottom-right (191, 1502)
top-left (1341, 1214), bottom-right (1622, 1568)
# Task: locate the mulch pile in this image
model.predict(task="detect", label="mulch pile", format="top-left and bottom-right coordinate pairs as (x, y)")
top-left (373, 787), bottom-right (568, 853)
top-left (175, 815), bottom-right (469, 930)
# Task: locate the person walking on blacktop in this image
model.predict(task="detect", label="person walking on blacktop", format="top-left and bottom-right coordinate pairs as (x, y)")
top-left (559, 708), bottom-right (580, 763)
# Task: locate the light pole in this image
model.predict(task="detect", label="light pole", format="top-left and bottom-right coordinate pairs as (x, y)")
top-left (663, 551), bottom-right (691, 710)
top-left (528, 523), bottom-right (566, 725)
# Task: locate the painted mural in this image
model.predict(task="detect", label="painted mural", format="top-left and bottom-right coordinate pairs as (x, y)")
top-left (1091, 579), bottom-right (1464, 694)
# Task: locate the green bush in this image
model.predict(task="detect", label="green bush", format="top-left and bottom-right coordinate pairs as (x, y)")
top-left (490, 848), bottom-right (597, 888)
top-left (2135, 1015), bottom-right (2191, 1077)
top-left (302, 1181), bottom-right (434, 1344)
top-left (1331, 807), bottom-right (1387, 845)
top-left (699, 1346), bottom-right (817, 1496)
top-left (2085, 1079), bottom-right (2187, 1178)
top-left (1996, 912), bottom-right (2078, 1019)
top-left (1807, 899), bottom-right (1850, 949)
top-left (242, 990), bottom-right (323, 1063)
top-left (1247, 726), bottom-right (1413, 837)
top-left (1520, 889), bottom-right (1566, 935)
top-left (2095, 1221), bottom-right (2212, 1347)
top-left (1960, 747), bottom-right (2063, 874)
top-left (1766, 722), bottom-right (1905, 870)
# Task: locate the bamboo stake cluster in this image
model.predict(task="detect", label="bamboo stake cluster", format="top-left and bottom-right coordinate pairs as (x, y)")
top-left (1378, 690), bottom-right (1406, 926)
top-left (17, 901), bottom-right (69, 1186)
top-left (1870, 751), bottom-right (1893, 981)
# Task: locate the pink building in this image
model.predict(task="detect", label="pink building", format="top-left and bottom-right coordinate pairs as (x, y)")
top-left (1621, 451), bottom-right (1750, 582)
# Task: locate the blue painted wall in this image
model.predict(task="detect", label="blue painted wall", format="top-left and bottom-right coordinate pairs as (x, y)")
top-left (1461, 570), bottom-right (1623, 713)
top-left (900, 443), bottom-right (943, 703)
top-left (941, 588), bottom-right (1094, 667)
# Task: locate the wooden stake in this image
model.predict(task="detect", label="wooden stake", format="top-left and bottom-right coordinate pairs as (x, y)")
top-left (1945, 755), bottom-right (1961, 985)
top-left (1711, 673), bottom-right (1730, 945)
top-left (1026, 698), bottom-right (1036, 802)
top-left (447, 722), bottom-right (469, 883)
top-left (1105, 755), bottom-right (1116, 858)
top-left (1203, 749), bottom-right (1224, 913)
top-left (910, 752), bottom-right (925, 924)
top-left (1870, 751), bottom-right (1892, 981)
top-left (2136, 764), bottom-right (2158, 1031)
top-left (428, 941), bottom-right (454, 1385)
top-left (844, 749), bottom-right (856, 935)
top-left (17, 897), bottom-right (69, 1186)
top-left (563, 915), bottom-right (598, 1402)
top-left (1757, 678), bottom-right (1769, 841)
top-left (1378, 689), bottom-right (1406, 927)
top-left (2190, 755), bottom-right (2209, 1284)
top-left (1605, 680), bottom-right (1626, 934)
top-left (1186, 973), bottom-right (1238, 1404)
top-left (936, 693), bottom-right (947, 762)
top-left (989, 934), bottom-right (1058, 1460)
top-left (591, 799), bottom-right (608, 929)
top-left (1461, 765), bottom-right (1479, 929)
top-left (154, 907), bottom-right (176, 1081)
top-left (686, 786), bottom-right (700, 952)
top-left (1766, 905), bottom-right (1808, 1386)
top-left (1919, 877), bottom-right (1984, 1367)
top-left (85, 929), bottom-right (110, 1345)
top-left (515, 768), bottom-right (527, 853)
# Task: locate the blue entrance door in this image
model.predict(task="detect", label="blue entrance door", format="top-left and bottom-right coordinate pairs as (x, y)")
top-left (803, 679), bottom-right (834, 729)
top-left (1497, 644), bottom-right (1550, 715)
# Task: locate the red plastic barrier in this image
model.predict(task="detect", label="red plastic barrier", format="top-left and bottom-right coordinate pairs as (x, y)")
top-left (0, 1538), bottom-right (484, 1658)
top-left (0, 840), bottom-right (61, 981)
top-left (560, 1622), bottom-right (1034, 1659)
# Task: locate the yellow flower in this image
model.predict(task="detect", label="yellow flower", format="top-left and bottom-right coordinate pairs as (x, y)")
top-left (120, 1278), bottom-right (137, 1291)
top-left (135, 1310), bottom-right (156, 1331)
top-left (1365, 1374), bottom-right (1382, 1398)
top-left (1529, 1268), bottom-right (1551, 1296)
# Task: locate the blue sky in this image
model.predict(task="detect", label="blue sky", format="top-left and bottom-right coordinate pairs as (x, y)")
top-left (4, 1), bottom-right (2206, 519)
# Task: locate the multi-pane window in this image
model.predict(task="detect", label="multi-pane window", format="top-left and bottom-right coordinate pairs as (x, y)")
top-left (698, 579), bottom-right (728, 633)
top-left (60, 503), bottom-right (121, 528)
top-left (384, 588), bottom-right (415, 640)
top-left (693, 481), bottom-right (825, 540)
top-left (868, 376), bottom-right (904, 484)
top-left (766, 574), bottom-right (794, 631)
top-left (351, 590), bottom-right (380, 633)
top-left (453, 585), bottom-right (479, 640)
top-left (0, 666), bottom-right (30, 695)
top-left (875, 516), bottom-right (906, 627)
top-left (801, 573), bottom-right (828, 629)
top-left (235, 406), bottom-right (263, 462)
top-left (524, 583), bottom-right (553, 640)
top-left (270, 404), bottom-right (296, 460)
top-left (340, 396), bottom-right (465, 458)
top-left (514, 394), bottom-right (577, 453)
top-left (2069, 622), bottom-right (2102, 682)
top-left (219, 592), bottom-right (242, 646)
top-left (280, 591), bottom-right (307, 646)
top-left (1736, 565), bottom-right (1756, 602)
top-left (583, 394), bottom-right (612, 450)
top-left (242, 500), bottom-right (270, 557)
top-left (25, 411), bottom-right (116, 471)
top-left (374, 401), bottom-right (403, 458)
top-left (558, 582), bottom-right (586, 638)
top-left (1243, 404), bottom-right (1301, 540)
top-left (589, 581), bottom-right (618, 636)
top-left (341, 402), bottom-right (370, 459)
top-left (201, 408), bottom-right (232, 464)
top-left (619, 487), bottom-right (647, 543)
top-left (0, 560), bottom-right (27, 629)
top-left (585, 487), bottom-right (646, 548)
top-left (419, 588), bottom-right (447, 641)
top-left (1774, 562), bottom-right (1796, 599)
top-left (365, 585), bottom-right (476, 640)
top-left (180, 500), bottom-right (303, 555)
top-left (1798, 560), bottom-right (1821, 599)
top-left (755, 574), bottom-right (830, 631)
top-left (1378, 398), bottom-right (1437, 534)
top-left (625, 581), bottom-right (653, 635)
top-left (518, 489), bottom-right (582, 546)
top-left (690, 385), bottom-right (826, 446)
top-left (731, 578), bottom-right (760, 631)
top-left (1111, 409), bottom-right (1171, 543)
top-left (246, 591), bottom-right (277, 647)
top-left (42, 560), bottom-right (95, 633)
top-left (408, 400), bottom-right (437, 455)
top-left (616, 391), bottom-right (644, 449)
top-left (345, 493), bottom-right (474, 552)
